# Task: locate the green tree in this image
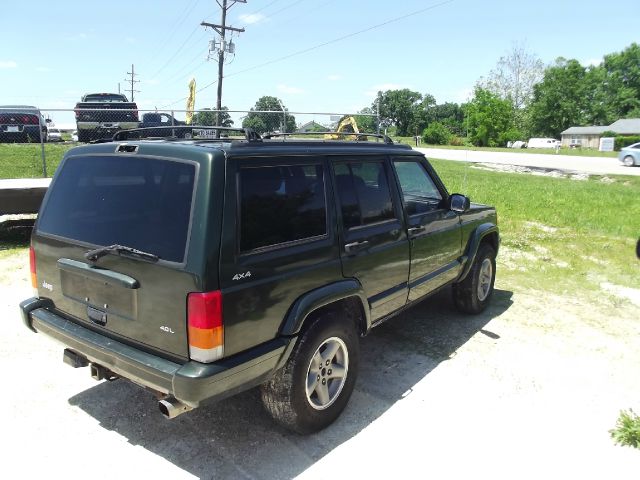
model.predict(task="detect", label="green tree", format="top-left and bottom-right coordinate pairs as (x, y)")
top-left (422, 122), bottom-right (452, 145)
top-left (353, 107), bottom-right (378, 133)
top-left (464, 88), bottom-right (515, 147)
top-left (422, 102), bottom-right (465, 136)
top-left (242, 96), bottom-right (296, 134)
top-left (528, 58), bottom-right (588, 137)
top-left (408, 94), bottom-right (436, 136)
top-left (600, 43), bottom-right (640, 119)
top-left (193, 107), bottom-right (233, 127)
top-left (373, 89), bottom-right (423, 136)
top-left (479, 43), bottom-right (544, 135)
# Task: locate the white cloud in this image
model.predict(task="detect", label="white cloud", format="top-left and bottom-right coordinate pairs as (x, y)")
top-left (239, 13), bottom-right (267, 25)
top-left (277, 84), bottom-right (304, 95)
top-left (364, 83), bottom-right (408, 98)
top-left (327, 74), bottom-right (342, 81)
top-left (582, 58), bottom-right (602, 67)
top-left (66, 33), bottom-right (88, 41)
top-left (453, 87), bottom-right (473, 103)
top-left (0, 60), bottom-right (17, 69)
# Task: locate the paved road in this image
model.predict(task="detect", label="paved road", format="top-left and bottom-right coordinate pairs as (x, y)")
top-left (416, 147), bottom-right (640, 176)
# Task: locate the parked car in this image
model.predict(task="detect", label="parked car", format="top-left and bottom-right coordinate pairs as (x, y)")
top-left (20, 128), bottom-right (499, 434)
top-left (74, 93), bottom-right (138, 142)
top-left (71, 130), bottom-right (78, 142)
top-left (47, 128), bottom-right (63, 142)
top-left (0, 105), bottom-right (48, 143)
top-left (618, 142), bottom-right (640, 167)
top-left (527, 138), bottom-right (560, 149)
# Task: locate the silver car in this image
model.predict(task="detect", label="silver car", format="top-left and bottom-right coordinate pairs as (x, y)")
top-left (618, 142), bottom-right (640, 167)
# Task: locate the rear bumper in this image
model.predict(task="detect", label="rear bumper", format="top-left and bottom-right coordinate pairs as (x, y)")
top-left (20, 298), bottom-right (295, 407)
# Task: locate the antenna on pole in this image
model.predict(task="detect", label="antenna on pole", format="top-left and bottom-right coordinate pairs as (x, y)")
top-left (124, 64), bottom-right (140, 102)
top-left (201, 0), bottom-right (246, 133)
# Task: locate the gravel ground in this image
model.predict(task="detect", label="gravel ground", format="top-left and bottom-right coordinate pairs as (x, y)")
top-left (2, 248), bottom-right (639, 479)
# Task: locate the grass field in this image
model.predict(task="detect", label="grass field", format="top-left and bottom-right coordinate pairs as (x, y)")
top-left (0, 143), bottom-right (638, 301)
top-left (0, 143), bottom-right (73, 178)
top-left (430, 158), bottom-right (640, 296)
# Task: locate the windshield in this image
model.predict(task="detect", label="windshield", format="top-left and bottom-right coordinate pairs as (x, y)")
top-left (38, 155), bottom-right (196, 263)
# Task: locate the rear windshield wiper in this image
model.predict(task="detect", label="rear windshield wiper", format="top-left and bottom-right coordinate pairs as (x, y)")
top-left (85, 244), bottom-right (159, 263)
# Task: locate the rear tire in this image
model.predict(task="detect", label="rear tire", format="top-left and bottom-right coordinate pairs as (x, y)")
top-left (77, 130), bottom-right (91, 143)
top-left (453, 243), bottom-right (496, 314)
top-left (261, 312), bottom-right (359, 434)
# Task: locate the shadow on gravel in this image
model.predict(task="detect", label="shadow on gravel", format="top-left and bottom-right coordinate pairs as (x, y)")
top-left (69, 288), bottom-right (513, 479)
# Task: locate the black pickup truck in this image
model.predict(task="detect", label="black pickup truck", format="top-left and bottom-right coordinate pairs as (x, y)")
top-left (74, 93), bottom-right (138, 142)
top-left (138, 112), bottom-right (186, 137)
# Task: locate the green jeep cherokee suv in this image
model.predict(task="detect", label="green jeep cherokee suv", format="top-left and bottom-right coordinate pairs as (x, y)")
top-left (20, 129), bottom-right (499, 434)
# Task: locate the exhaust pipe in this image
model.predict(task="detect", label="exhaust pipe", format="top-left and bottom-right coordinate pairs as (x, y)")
top-left (158, 396), bottom-right (193, 419)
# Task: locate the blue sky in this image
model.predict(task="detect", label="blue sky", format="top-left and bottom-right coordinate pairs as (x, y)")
top-left (1, 0), bottom-right (638, 127)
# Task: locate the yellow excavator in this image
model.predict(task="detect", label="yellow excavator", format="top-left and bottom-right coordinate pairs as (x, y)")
top-left (324, 116), bottom-right (367, 141)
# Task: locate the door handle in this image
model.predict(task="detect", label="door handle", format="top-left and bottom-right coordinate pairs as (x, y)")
top-left (408, 225), bottom-right (426, 236)
top-left (344, 240), bottom-right (370, 254)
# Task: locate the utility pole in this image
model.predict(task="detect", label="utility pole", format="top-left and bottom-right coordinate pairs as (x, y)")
top-left (124, 64), bottom-right (140, 101)
top-left (201, 0), bottom-right (246, 131)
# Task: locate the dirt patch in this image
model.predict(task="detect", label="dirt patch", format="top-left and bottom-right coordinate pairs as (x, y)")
top-left (1, 245), bottom-right (639, 477)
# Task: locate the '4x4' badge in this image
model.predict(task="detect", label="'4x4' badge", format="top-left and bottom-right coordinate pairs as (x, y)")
top-left (232, 271), bottom-right (251, 281)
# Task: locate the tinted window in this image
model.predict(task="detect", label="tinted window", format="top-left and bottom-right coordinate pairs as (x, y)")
top-left (240, 164), bottom-right (326, 252)
top-left (393, 160), bottom-right (443, 215)
top-left (334, 161), bottom-right (394, 229)
top-left (38, 155), bottom-right (196, 263)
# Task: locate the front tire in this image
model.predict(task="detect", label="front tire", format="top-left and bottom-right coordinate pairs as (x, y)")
top-left (261, 312), bottom-right (359, 434)
top-left (623, 155), bottom-right (635, 167)
top-left (453, 243), bottom-right (496, 314)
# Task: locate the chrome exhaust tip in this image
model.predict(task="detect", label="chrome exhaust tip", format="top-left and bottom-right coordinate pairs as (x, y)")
top-left (158, 396), bottom-right (193, 419)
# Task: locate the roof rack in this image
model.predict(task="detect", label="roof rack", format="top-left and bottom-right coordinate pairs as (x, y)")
top-left (262, 131), bottom-right (394, 144)
top-left (111, 126), bottom-right (262, 142)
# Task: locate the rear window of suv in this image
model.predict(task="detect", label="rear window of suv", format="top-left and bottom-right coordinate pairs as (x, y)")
top-left (38, 155), bottom-right (196, 263)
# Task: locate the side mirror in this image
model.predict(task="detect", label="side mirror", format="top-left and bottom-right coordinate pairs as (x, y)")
top-left (449, 194), bottom-right (470, 213)
top-left (45, 118), bottom-right (52, 123)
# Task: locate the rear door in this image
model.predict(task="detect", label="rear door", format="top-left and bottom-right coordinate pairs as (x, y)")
top-left (391, 158), bottom-right (463, 302)
top-left (332, 156), bottom-right (410, 321)
top-left (34, 153), bottom-right (199, 360)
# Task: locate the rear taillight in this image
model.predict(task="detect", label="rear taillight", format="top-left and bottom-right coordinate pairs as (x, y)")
top-left (187, 291), bottom-right (223, 363)
top-left (29, 246), bottom-right (38, 293)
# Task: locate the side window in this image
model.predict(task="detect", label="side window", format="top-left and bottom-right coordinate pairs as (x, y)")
top-left (239, 164), bottom-right (326, 252)
top-left (393, 160), bottom-right (443, 215)
top-left (334, 161), bottom-right (395, 229)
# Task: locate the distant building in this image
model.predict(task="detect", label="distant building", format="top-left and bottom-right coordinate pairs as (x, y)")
top-left (561, 118), bottom-right (640, 148)
top-left (297, 121), bottom-right (325, 133)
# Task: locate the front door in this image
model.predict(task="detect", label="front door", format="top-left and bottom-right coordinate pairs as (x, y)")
top-left (391, 158), bottom-right (463, 302)
top-left (332, 157), bottom-right (410, 321)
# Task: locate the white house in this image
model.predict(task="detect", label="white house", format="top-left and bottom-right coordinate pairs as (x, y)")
top-left (561, 118), bottom-right (640, 148)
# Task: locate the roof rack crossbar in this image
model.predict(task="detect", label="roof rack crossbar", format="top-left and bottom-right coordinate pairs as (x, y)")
top-left (111, 126), bottom-right (262, 142)
top-left (262, 131), bottom-right (394, 144)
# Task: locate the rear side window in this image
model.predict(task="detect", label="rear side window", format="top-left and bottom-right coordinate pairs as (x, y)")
top-left (239, 164), bottom-right (326, 252)
top-left (38, 155), bottom-right (196, 263)
top-left (334, 160), bottom-right (395, 229)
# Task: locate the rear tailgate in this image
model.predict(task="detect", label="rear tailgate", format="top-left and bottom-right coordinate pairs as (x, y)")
top-left (33, 153), bottom-right (199, 360)
top-left (75, 102), bottom-right (138, 123)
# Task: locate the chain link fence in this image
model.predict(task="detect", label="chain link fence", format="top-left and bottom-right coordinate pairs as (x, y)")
top-left (0, 108), bottom-right (379, 179)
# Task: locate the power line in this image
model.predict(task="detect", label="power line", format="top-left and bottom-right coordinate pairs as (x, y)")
top-left (162, 0), bottom-right (454, 107)
top-left (150, 25), bottom-right (202, 80)
top-left (147, 0), bottom-right (202, 67)
top-left (225, 0), bottom-right (455, 79)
